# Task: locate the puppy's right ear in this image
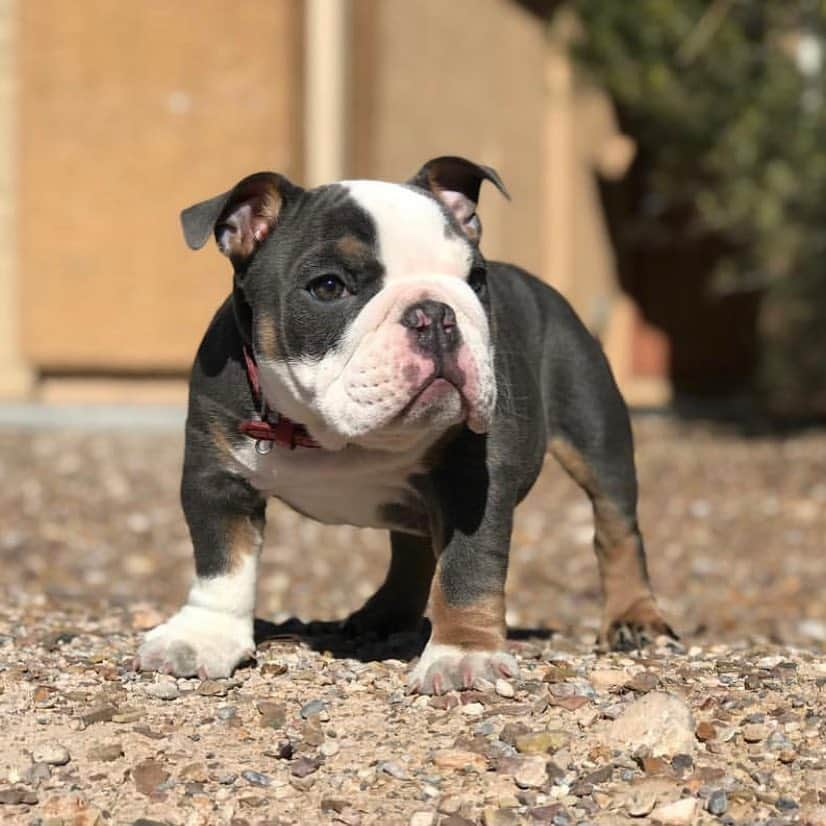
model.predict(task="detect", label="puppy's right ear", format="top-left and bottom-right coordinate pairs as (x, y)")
top-left (180, 172), bottom-right (303, 264)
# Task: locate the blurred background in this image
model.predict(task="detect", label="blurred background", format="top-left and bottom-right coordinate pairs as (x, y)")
top-left (1, 1), bottom-right (825, 650)
top-left (1, 0), bottom-right (824, 415)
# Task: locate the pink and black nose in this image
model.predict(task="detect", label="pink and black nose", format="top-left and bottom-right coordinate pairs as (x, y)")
top-left (401, 300), bottom-right (460, 355)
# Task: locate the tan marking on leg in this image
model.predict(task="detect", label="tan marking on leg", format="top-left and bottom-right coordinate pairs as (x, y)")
top-left (429, 567), bottom-right (505, 650)
top-left (548, 436), bottom-right (593, 488)
top-left (549, 437), bottom-right (669, 646)
top-left (207, 418), bottom-right (236, 460)
top-left (255, 312), bottom-right (279, 361)
top-left (225, 514), bottom-right (263, 573)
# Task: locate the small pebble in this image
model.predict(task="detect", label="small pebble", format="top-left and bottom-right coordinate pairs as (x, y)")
top-left (146, 681), bottom-right (179, 701)
top-left (31, 743), bottom-right (70, 766)
top-left (707, 789), bottom-right (728, 816)
top-left (241, 770), bottom-right (271, 787)
top-left (378, 760), bottom-right (408, 780)
top-left (514, 756), bottom-right (548, 789)
top-left (320, 740), bottom-right (340, 758)
top-left (216, 705), bottom-right (237, 720)
top-left (495, 679), bottom-right (515, 698)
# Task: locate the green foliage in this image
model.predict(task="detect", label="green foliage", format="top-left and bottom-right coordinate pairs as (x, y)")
top-left (569, 0), bottom-right (826, 291)
top-left (567, 1), bottom-right (826, 412)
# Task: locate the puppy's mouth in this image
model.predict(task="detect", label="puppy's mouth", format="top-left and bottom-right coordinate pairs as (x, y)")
top-left (404, 376), bottom-right (459, 411)
top-left (397, 360), bottom-right (467, 421)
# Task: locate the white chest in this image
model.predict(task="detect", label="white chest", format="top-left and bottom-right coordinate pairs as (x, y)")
top-left (228, 441), bottom-right (430, 533)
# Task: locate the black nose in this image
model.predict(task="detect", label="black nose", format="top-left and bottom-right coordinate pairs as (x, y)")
top-left (401, 300), bottom-right (459, 354)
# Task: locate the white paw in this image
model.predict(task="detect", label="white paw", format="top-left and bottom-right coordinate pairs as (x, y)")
top-left (135, 605), bottom-right (254, 679)
top-left (407, 642), bottom-right (519, 695)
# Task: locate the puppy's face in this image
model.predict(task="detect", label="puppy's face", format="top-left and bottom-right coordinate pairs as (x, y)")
top-left (181, 158), bottom-right (508, 452)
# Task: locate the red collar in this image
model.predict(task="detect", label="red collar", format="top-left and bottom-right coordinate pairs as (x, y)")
top-left (239, 346), bottom-right (321, 451)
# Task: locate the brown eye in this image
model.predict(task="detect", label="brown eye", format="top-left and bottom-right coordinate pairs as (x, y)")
top-left (308, 275), bottom-right (349, 301)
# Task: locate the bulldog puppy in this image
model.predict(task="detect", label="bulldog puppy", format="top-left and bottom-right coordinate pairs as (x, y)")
top-left (135, 156), bottom-right (674, 693)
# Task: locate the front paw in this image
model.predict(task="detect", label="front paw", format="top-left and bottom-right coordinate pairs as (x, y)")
top-left (407, 642), bottom-right (519, 695)
top-left (135, 605), bottom-right (254, 679)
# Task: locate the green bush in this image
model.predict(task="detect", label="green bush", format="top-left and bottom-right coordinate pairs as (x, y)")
top-left (567, 0), bottom-right (826, 414)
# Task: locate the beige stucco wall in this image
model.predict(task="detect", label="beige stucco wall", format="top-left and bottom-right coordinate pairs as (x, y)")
top-left (350, 0), bottom-right (547, 277)
top-left (0, 0), bottom-right (31, 396)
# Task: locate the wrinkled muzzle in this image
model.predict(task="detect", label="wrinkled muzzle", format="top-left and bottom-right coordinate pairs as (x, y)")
top-left (312, 278), bottom-right (496, 446)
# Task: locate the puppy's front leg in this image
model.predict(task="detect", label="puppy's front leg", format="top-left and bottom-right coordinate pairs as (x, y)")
top-left (136, 439), bottom-right (265, 679)
top-left (408, 440), bottom-right (519, 694)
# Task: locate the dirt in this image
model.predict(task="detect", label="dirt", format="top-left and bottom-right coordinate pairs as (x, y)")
top-left (1, 415), bottom-right (825, 825)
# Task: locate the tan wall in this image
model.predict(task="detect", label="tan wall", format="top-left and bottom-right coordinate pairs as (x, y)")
top-left (0, 0), bottom-right (31, 396)
top-left (20, 0), bottom-right (302, 372)
top-left (350, 0), bottom-right (547, 276)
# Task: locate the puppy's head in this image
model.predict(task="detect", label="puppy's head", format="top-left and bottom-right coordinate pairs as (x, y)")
top-left (181, 157), bottom-right (509, 451)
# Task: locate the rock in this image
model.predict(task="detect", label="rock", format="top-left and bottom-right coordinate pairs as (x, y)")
top-left (31, 742), bottom-right (71, 766)
top-left (627, 789), bottom-right (657, 817)
top-left (548, 695), bottom-right (589, 712)
top-left (132, 759), bottom-right (170, 796)
top-left (321, 798), bottom-right (352, 813)
top-left (145, 680), bottom-right (179, 701)
top-left (241, 770), bottom-right (271, 787)
top-left (78, 704), bottom-right (116, 727)
top-left (261, 662), bottom-right (288, 677)
top-left (87, 741), bottom-right (124, 762)
top-left (741, 723), bottom-right (768, 743)
top-left (515, 731), bottom-right (566, 755)
top-left (257, 700), bottom-right (286, 728)
top-left (112, 709), bottom-right (143, 724)
top-left (300, 698), bottom-right (327, 719)
top-left (378, 760), bottom-right (408, 780)
top-left (589, 669), bottom-right (630, 691)
top-left (707, 789), bottom-right (727, 815)
top-left (433, 749), bottom-right (487, 772)
top-left (514, 756), bottom-right (549, 789)
top-left (180, 763), bottom-right (208, 783)
top-left (320, 740), bottom-right (340, 757)
top-left (649, 797), bottom-right (697, 825)
top-left (0, 787), bottom-right (37, 805)
top-left (438, 795), bottom-right (463, 815)
top-left (22, 762), bottom-right (51, 784)
top-left (628, 672), bottom-right (660, 693)
top-left (604, 692), bottom-right (695, 757)
top-left (197, 679), bottom-right (227, 696)
top-left (290, 756), bottom-right (321, 778)
top-left (695, 721), bottom-right (716, 742)
top-left (495, 679), bottom-right (515, 698)
top-left (410, 812), bottom-right (436, 826)
top-left (460, 702), bottom-right (484, 717)
top-left (41, 793), bottom-right (103, 825)
top-left (483, 807), bottom-right (519, 826)
top-left (216, 705), bottom-right (237, 720)
top-left (766, 730), bottom-right (793, 751)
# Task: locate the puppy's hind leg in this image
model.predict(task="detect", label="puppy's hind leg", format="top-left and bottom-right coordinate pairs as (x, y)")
top-left (545, 342), bottom-right (675, 650)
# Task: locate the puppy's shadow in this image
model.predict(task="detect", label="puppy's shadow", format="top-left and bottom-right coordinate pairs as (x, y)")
top-left (254, 616), bottom-right (557, 663)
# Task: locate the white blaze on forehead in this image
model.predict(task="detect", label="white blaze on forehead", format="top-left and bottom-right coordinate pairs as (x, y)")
top-left (342, 180), bottom-right (473, 279)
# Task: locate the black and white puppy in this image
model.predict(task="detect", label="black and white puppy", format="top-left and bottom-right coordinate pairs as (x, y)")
top-left (136, 157), bottom-right (674, 694)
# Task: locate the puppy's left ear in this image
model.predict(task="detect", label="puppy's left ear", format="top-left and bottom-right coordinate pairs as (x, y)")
top-left (180, 171), bottom-right (303, 265)
top-left (408, 156), bottom-right (510, 242)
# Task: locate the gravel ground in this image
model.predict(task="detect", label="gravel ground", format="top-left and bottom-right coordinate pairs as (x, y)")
top-left (1, 414), bottom-right (826, 826)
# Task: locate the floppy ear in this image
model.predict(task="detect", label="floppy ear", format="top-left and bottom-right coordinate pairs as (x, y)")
top-left (180, 172), bottom-right (303, 263)
top-left (407, 156), bottom-right (510, 242)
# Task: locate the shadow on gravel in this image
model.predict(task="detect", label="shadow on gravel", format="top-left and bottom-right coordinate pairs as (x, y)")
top-left (254, 617), bottom-right (557, 663)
